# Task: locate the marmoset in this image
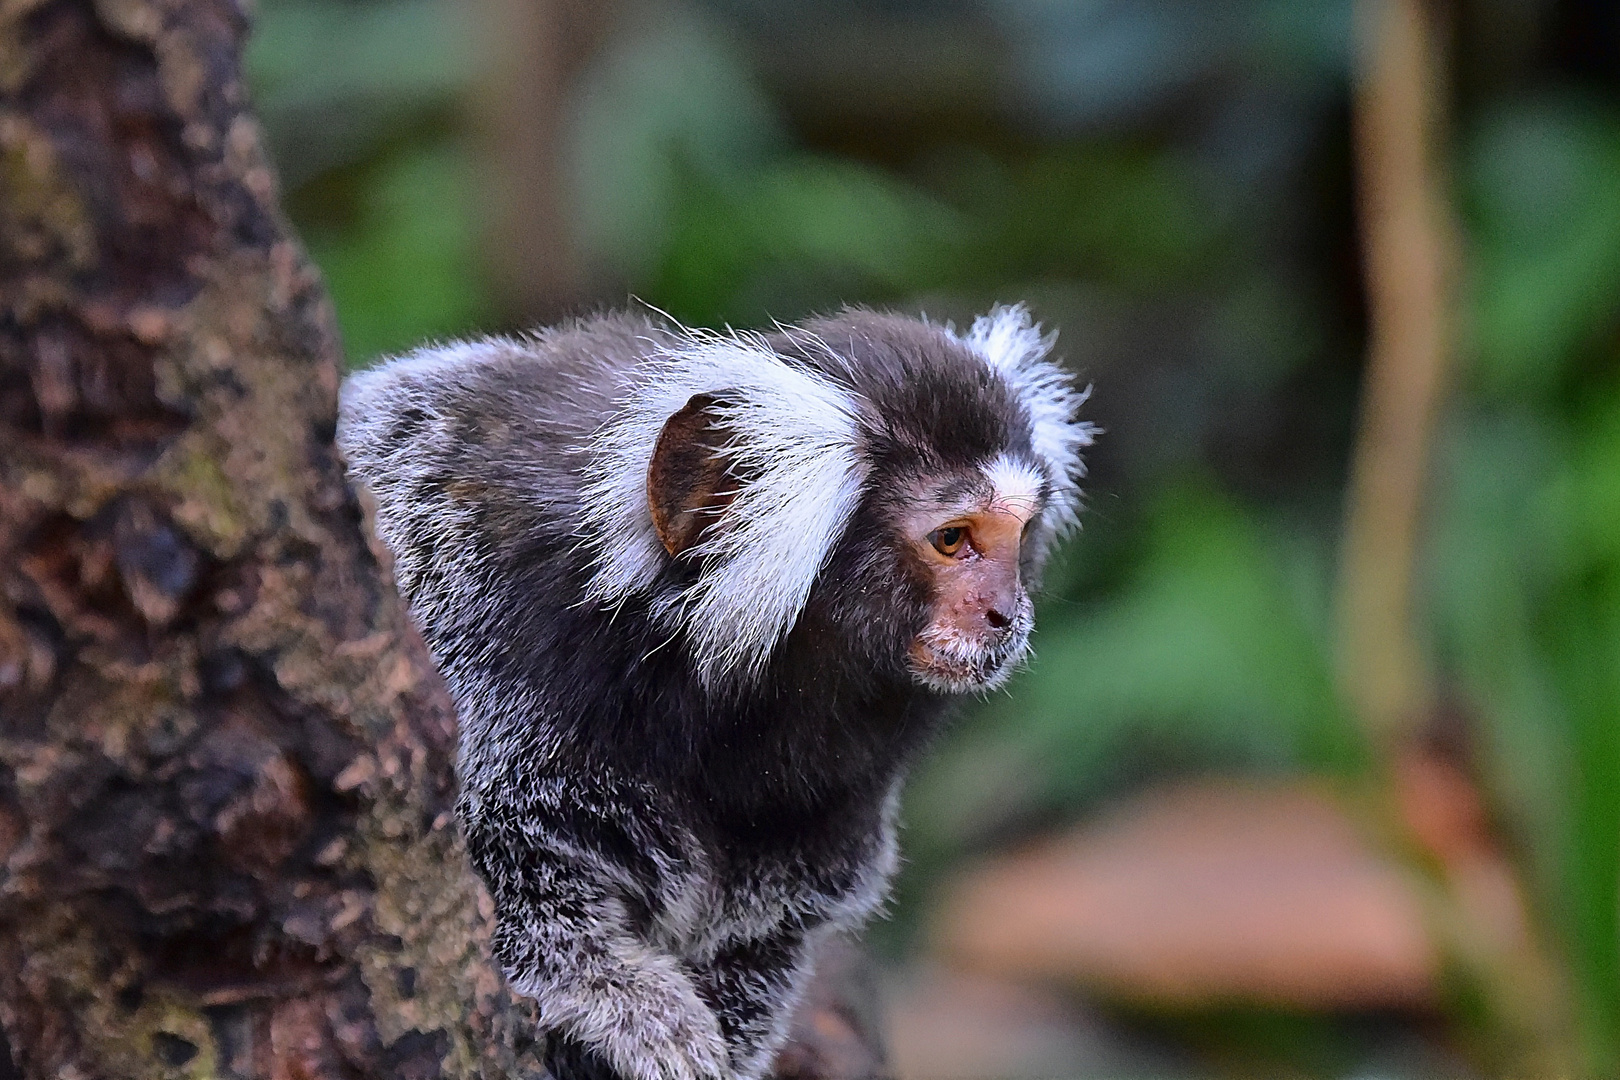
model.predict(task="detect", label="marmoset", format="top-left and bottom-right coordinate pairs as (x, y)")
top-left (337, 306), bottom-right (1093, 1080)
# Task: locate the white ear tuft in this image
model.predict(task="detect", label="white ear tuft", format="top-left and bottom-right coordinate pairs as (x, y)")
top-left (579, 329), bottom-right (866, 688)
top-left (962, 304), bottom-right (1097, 552)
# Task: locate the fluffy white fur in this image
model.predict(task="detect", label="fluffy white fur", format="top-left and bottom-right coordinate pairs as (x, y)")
top-left (960, 305), bottom-right (1097, 552)
top-left (982, 453), bottom-right (1045, 510)
top-left (338, 337), bottom-right (513, 637)
top-left (580, 330), bottom-right (867, 688)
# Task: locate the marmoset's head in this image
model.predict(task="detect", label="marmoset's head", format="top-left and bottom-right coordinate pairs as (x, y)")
top-left (581, 305), bottom-right (1094, 694)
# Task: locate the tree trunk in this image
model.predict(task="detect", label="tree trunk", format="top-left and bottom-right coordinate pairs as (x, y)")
top-left (0, 1), bottom-right (541, 1075)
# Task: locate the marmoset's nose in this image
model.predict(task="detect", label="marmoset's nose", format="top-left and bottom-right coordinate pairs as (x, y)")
top-left (984, 607), bottom-right (1012, 630)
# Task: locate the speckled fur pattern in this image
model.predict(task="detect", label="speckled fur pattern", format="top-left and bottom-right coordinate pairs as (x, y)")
top-left (337, 308), bottom-right (1091, 1080)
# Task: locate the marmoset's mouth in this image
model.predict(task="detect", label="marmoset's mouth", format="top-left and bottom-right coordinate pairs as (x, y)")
top-left (907, 626), bottom-right (1031, 694)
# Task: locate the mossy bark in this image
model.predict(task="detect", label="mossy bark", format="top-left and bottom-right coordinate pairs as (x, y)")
top-left (0, 1), bottom-right (543, 1075)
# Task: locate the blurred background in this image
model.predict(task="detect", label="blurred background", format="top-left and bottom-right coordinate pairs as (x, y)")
top-left (247, 0), bottom-right (1620, 1075)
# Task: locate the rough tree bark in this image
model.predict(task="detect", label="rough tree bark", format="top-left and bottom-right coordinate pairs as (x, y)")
top-left (0, 3), bottom-right (887, 1078)
top-left (0, 0), bottom-right (544, 1076)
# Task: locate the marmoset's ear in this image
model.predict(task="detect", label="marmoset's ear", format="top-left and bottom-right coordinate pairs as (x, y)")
top-left (647, 393), bottom-right (740, 557)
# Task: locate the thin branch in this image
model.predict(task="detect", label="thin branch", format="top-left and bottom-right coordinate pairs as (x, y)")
top-left (1338, 0), bottom-right (1455, 748)
top-left (1340, 5), bottom-right (1573, 1068)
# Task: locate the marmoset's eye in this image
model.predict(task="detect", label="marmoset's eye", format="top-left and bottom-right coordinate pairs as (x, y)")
top-left (930, 526), bottom-right (968, 557)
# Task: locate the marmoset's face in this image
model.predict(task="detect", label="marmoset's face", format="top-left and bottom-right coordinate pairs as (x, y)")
top-left (899, 455), bottom-right (1043, 693)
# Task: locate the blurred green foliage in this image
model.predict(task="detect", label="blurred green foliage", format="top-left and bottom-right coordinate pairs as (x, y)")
top-left (249, 0), bottom-right (1620, 1071)
top-left (249, 0), bottom-right (488, 360)
top-left (1445, 91), bottom-right (1620, 1069)
top-left (907, 483), bottom-right (1361, 855)
top-left (300, 147), bottom-right (493, 359)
